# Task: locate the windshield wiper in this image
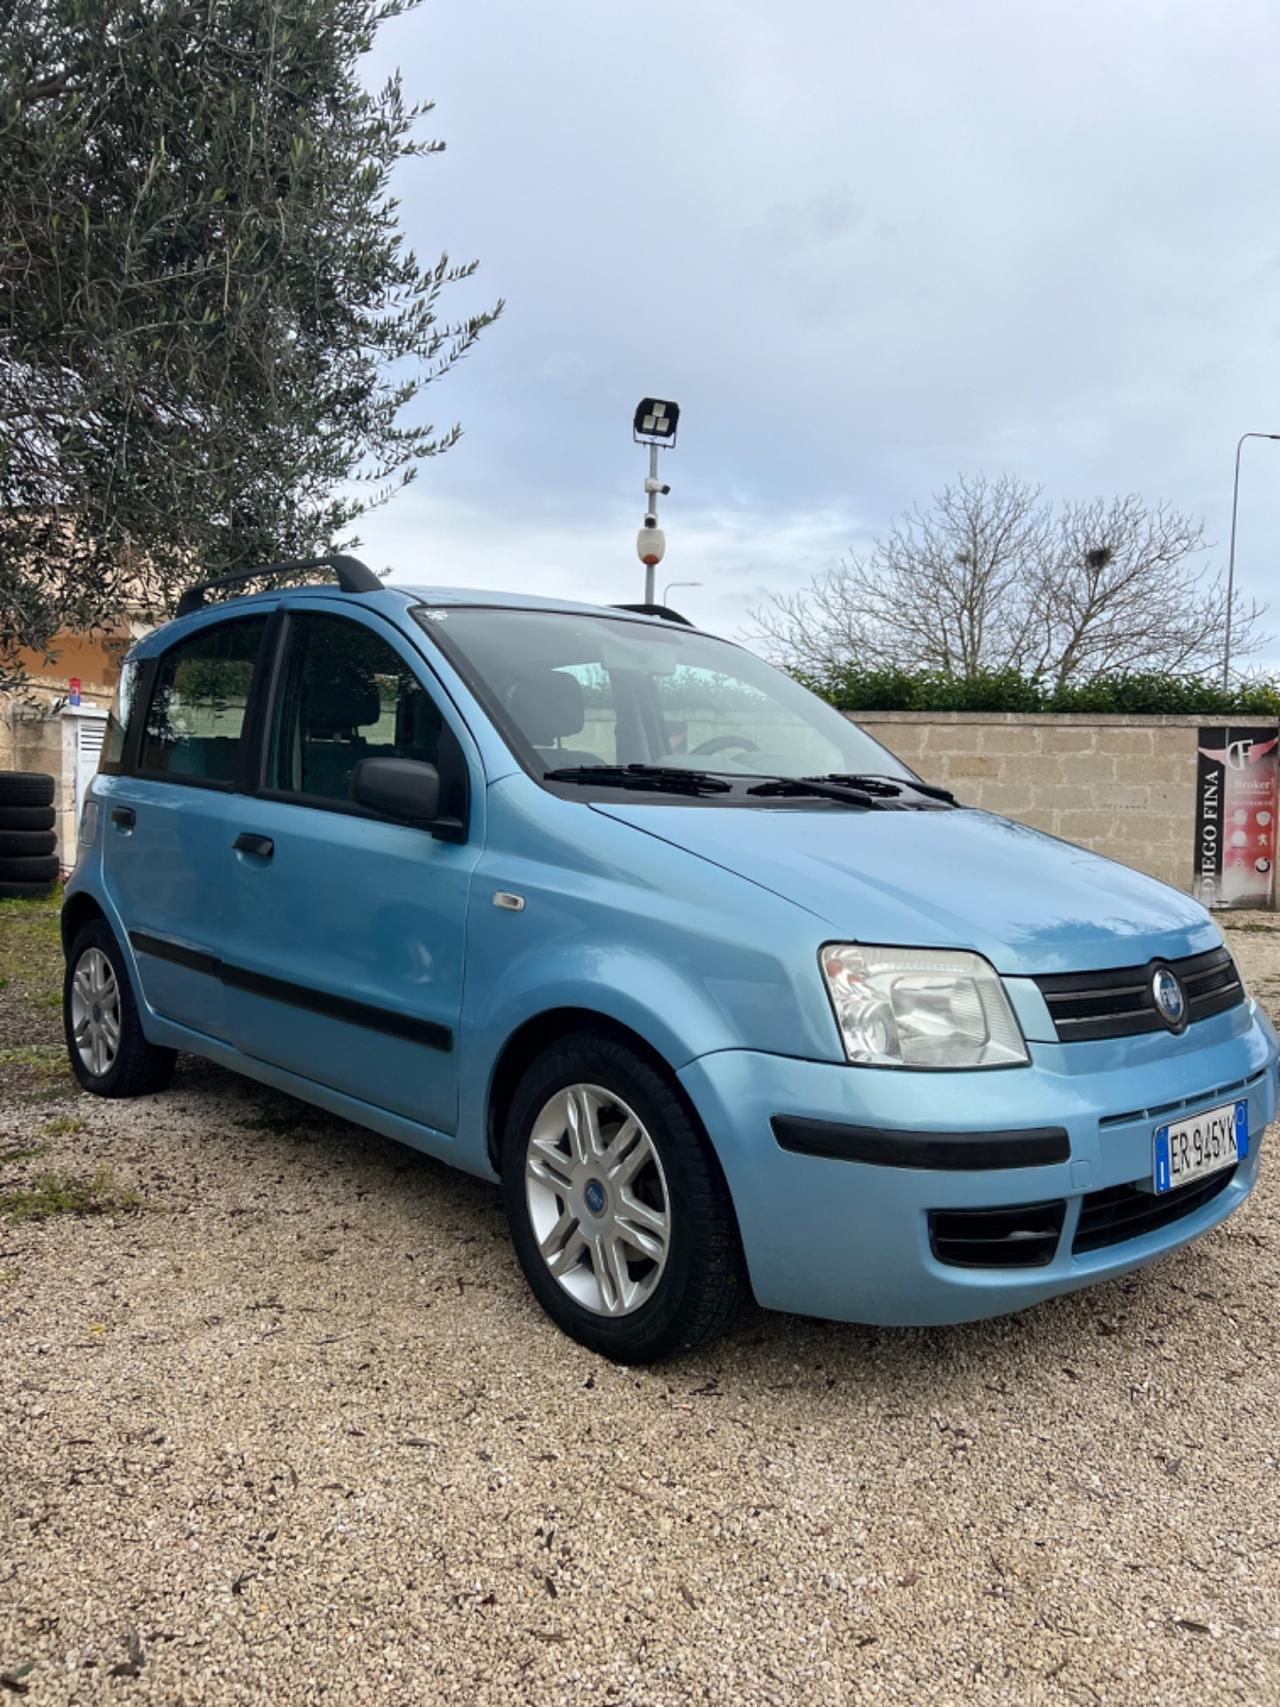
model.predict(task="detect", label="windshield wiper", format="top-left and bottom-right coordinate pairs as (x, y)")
top-left (745, 776), bottom-right (880, 809)
top-left (543, 763), bottom-right (733, 797)
top-left (806, 772), bottom-right (957, 806)
top-left (744, 773), bottom-right (956, 810)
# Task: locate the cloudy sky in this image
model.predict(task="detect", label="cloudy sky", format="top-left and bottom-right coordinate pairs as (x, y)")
top-left (357, 0), bottom-right (1280, 656)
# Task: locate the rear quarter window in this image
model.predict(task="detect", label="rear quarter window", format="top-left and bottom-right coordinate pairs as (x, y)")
top-left (97, 659), bottom-right (141, 775)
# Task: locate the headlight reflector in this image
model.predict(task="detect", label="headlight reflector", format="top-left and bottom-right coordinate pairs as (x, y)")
top-left (820, 944), bottom-right (1028, 1069)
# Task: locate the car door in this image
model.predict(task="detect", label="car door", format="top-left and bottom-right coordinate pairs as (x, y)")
top-left (100, 611), bottom-right (274, 1042)
top-left (219, 604), bottom-right (480, 1135)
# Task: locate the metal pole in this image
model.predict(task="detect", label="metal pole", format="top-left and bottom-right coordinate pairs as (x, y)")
top-left (644, 443), bottom-right (659, 605)
top-left (1224, 435), bottom-right (1247, 689)
top-left (1224, 432), bottom-right (1280, 688)
top-left (663, 580), bottom-right (701, 606)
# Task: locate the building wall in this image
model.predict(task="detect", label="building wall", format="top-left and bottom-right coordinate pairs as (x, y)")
top-left (11, 627), bottom-right (132, 698)
top-left (2, 626), bottom-right (130, 868)
top-left (852, 710), bottom-right (1280, 896)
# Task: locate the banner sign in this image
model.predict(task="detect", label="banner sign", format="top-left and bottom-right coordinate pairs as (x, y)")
top-left (1193, 727), bottom-right (1278, 909)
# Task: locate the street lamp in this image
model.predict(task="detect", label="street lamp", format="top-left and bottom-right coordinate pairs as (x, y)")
top-left (1224, 431), bottom-right (1280, 687)
top-left (663, 579), bottom-right (701, 608)
top-left (633, 397), bottom-right (680, 604)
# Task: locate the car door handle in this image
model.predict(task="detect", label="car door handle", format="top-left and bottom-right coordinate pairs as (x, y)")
top-left (233, 832), bottom-right (275, 860)
top-left (111, 807), bottom-right (136, 829)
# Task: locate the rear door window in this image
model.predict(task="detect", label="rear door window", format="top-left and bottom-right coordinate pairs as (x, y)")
top-left (139, 616), bottom-right (269, 785)
top-left (267, 613), bottom-right (444, 806)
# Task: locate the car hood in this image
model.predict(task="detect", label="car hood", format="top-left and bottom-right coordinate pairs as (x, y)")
top-left (591, 803), bottom-right (1220, 975)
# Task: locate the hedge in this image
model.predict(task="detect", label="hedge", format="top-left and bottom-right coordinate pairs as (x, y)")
top-left (802, 667), bottom-right (1280, 717)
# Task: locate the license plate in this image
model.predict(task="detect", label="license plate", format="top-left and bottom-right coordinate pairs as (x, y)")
top-left (1153, 1099), bottom-right (1247, 1194)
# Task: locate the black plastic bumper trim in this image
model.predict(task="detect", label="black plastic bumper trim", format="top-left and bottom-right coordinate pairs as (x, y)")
top-left (771, 1114), bottom-right (1070, 1170)
top-left (128, 931), bottom-right (452, 1053)
top-left (929, 1199), bottom-right (1067, 1268)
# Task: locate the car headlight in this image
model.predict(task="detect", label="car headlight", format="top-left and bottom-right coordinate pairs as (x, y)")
top-left (820, 944), bottom-right (1029, 1069)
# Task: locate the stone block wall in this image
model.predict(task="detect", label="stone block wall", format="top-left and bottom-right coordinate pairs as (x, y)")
top-left (851, 711), bottom-right (1279, 895)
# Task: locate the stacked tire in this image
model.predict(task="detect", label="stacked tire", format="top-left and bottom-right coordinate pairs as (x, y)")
top-left (0, 772), bottom-right (60, 899)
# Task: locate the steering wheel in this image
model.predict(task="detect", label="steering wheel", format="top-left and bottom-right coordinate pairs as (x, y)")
top-left (689, 734), bottom-right (760, 757)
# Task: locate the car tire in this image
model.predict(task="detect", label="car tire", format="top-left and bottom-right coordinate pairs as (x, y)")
top-left (64, 919), bottom-right (176, 1097)
top-left (0, 772), bottom-right (55, 809)
top-left (0, 878), bottom-right (57, 900)
top-left (501, 1031), bottom-right (747, 1363)
top-left (0, 805), bottom-right (56, 833)
top-left (0, 830), bottom-right (57, 858)
top-left (0, 853), bottom-right (60, 886)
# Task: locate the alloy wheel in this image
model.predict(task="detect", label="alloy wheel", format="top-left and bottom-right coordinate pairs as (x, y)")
top-left (524, 1083), bottom-right (671, 1317)
top-left (70, 947), bottom-right (122, 1077)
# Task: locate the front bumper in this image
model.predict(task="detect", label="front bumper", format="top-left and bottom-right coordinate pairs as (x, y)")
top-left (679, 1001), bottom-right (1278, 1326)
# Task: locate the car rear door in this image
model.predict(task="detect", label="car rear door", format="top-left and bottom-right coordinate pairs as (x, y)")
top-left (99, 610), bottom-right (275, 1042)
top-left (217, 602), bottom-right (481, 1136)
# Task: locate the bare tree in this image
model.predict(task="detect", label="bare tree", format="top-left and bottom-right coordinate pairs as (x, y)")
top-left (752, 475), bottom-right (1267, 684)
top-left (1023, 495), bottom-right (1259, 691)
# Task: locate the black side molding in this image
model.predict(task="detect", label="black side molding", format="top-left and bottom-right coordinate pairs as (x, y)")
top-left (771, 1115), bottom-right (1070, 1170)
top-left (131, 932), bottom-right (219, 979)
top-left (129, 932), bottom-right (451, 1053)
top-left (220, 962), bottom-right (451, 1051)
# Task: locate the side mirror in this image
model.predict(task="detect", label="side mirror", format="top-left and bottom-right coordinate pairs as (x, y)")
top-left (350, 756), bottom-right (441, 826)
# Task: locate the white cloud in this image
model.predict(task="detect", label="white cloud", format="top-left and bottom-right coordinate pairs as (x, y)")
top-left (356, 487), bottom-right (867, 643)
top-left (357, 0), bottom-right (1280, 665)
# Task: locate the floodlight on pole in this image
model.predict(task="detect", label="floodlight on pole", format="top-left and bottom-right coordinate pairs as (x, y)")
top-left (633, 397), bottom-right (680, 603)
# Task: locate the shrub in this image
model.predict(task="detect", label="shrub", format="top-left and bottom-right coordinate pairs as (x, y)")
top-left (804, 668), bottom-right (1280, 717)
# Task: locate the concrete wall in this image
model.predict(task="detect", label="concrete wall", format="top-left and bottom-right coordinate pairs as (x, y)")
top-left (1, 703), bottom-right (68, 854)
top-left (852, 711), bottom-right (1280, 896)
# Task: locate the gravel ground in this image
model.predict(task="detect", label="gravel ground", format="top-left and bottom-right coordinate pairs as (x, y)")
top-left (3, 897), bottom-right (1280, 1706)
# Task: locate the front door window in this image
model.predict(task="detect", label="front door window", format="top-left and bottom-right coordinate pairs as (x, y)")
top-left (269, 613), bottom-right (445, 806)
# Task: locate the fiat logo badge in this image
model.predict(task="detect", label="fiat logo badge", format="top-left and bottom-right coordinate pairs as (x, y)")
top-left (1151, 965), bottom-right (1187, 1030)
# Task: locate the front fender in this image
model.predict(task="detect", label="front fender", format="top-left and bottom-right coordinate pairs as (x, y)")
top-left (451, 781), bottom-right (846, 1172)
top-left (455, 937), bottom-right (773, 1174)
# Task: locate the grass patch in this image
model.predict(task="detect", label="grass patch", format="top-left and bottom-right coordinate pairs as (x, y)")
top-left (0, 894), bottom-right (65, 1054)
top-left (18, 1081), bottom-right (81, 1104)
top-left (1221, 919), bottom-right (1280, 934)
top-left (0, 1142), bottom-right (50, 1166)
top-left (0, 893), bottom-right (62, 977)
top-left (0, 1166), bottom-right (139, 1223)
top-left (39, 1114), bottom-right (85, 1137)
top-left (0, 1044), bottom-right (66, 1074)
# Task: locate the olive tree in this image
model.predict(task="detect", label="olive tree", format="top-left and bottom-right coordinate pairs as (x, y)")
top-left (0, 0), bottom-right (501, 685)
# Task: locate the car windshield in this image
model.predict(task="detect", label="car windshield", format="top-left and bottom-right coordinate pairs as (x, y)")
top-left (414, 605), bottom-right (913, 785)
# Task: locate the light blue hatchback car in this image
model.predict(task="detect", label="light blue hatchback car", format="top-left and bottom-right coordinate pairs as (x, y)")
top-left (62, 557), bottom-right (1277, 1361)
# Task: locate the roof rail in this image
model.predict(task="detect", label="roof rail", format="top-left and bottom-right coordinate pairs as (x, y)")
top-left (610, 602), bottom-right (692, 627)
top-left (175, 554), bottom-right (381, 617)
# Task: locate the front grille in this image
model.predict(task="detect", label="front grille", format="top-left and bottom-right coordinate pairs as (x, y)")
top-left (1072, 1167), bottom-right (1236, 1255)
top-left (1034, 946), bottom-right (1244, 1043)
top-left (929, 1200), bottom-right (1066, 1269)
